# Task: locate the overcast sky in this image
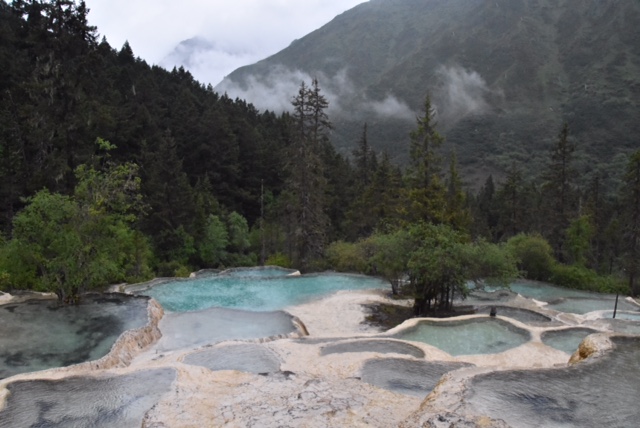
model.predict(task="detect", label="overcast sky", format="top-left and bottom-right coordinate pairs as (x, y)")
top-left (83, 0), bottom-right (369, 86)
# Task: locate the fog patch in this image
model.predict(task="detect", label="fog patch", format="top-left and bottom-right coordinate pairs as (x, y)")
top-left (369, 95), bottom-right (414, 120)
top-left (435, 65), bottom-right (493, 125)
top-left (216, 65), bottom-right (413, 121)
top-left (161, 37), bottom-right (264, 87)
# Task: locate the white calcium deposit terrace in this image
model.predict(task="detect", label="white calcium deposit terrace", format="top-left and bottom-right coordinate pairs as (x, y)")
top-left (1, 268), bottom-right (640, 427)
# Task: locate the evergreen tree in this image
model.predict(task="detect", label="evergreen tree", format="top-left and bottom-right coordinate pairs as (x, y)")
top-left (352, 123), bottom-right (374, 188)
top-left (445, 151), bottom-right (471, 231)
top-left (471, 175), bottom-right (499, 240)
top-left (404, 94), bottom-right (447, 224)
top-left (285, 79), bottom-right (331, 269)
top-left (542, 122), bottom-right (576, 260)
top-left (622, 150), bottom-right (640, 295)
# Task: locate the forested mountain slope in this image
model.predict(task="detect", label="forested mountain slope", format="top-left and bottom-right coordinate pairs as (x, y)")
top-left (220, 0), bottom-right (640, 184)
top-left (0, 1), bottom-right (294, 267)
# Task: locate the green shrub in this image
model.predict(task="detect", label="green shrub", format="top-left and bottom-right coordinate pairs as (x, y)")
top-left (550, 264), bottom-right (598, 290)
top-left (325, 241), bottom-right (367, 273)
top-left (506, 234), bottom-right (555, 281)
top-left (0, 271), bottom-right (10, 292)
top-left (156, 261), bottom-right (191, 278)
top-left (265, 252), bottom-right (292, 268)
top-left (550, 263), bottom-right (628, 293)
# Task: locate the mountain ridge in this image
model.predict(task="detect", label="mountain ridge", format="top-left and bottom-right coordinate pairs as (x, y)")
top-left (218, 0), bottom-right (640, 186)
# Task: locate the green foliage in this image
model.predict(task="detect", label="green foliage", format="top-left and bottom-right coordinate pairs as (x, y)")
top-left (198, 215), bottom-right (228, 267)
top-left (156, 261), bottom-right (191, 278)
top-left (227, 0), bottom-right (640, 187)
top-left (265, 252), bottom-right (292, 268)
top-left (565, 215), bottom-right (595, 267)
top-left (407, 223), bottom-right (469, 314)
top-left (284, 79), bottom-right (332, 270)
top-left (622, 150), bottom-right (640, 295)
top-left (464, 240), bottom-right (519, 288)
top-left (325, 241), bottom-right (368, 273)
top-left (541, 123), bottom-right (577, 259)
top-left (0, 142), bottom-right (149, 301)
top-left (345, 223), bottom-right (518, 314)
top-left (506, 234), bottom-right (556, 281)
top-left (364, 229), bottom-right (412, 295)
top-left (549, 264), bottom-right (627, 294)
top-left (226, 212), bottom-right (251, 254)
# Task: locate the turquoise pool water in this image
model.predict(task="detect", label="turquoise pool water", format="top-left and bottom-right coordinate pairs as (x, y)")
top-left (138, 271), bottom-right (388, 312)
top-left (481, 281), bottom-right (640, 315)
top-left (391, 318), bottom-right (531, 356)
top-left (541, 328), bottom-right (598, 354)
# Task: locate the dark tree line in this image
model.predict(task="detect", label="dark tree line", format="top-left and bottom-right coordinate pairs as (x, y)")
top-left (1, 1), bottom-right (639, 303)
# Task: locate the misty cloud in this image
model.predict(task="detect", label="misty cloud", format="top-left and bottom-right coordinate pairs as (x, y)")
top-left (160, 37), bottom-right (262, 87)
top-left (216, 66), bottom-right (324, 112)
top-left (85, 0), bottom-right (368, 86)
top-left (435, 65), bottom-right (493, 124)
top-left (369, 95), bottom-right (414, 120)
top-left (216, 65), bottom-right (414, 121)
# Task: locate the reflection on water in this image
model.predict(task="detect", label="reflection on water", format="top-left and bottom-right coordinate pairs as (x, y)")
top-left (392, 318), bottom-right (531, 356)
top-left (0, 294), bottom-right (149, 380)
top-left (139, 272), bottom-right (387, 312)
top-left (0, 368), bottom-right (175, 428)
top-left (463, 337), bottom-right (640, 428)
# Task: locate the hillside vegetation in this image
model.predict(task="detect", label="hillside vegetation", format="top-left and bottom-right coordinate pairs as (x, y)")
top-left (221, 0), bottom-right (640, 186)
top-left (1, 1), bottom-right (639, 308)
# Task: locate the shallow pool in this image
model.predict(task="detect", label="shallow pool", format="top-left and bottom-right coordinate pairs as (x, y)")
top-left (545, 297), bottom-right (639, 315)
top-left (391, 318), bottom-right (531, 356)
top-left (0, 368), bottom-right (175, 428)
top-left (0, 294), bottom-right (149, 380)
top-left (138, 271), bottom-right (388, 312)
top-left (541, 328), bottom-right (598, 354)
top-left (320, 339), bottom-right (425, 358)
top-left (462, 336), bottom-right (640, 427)
top-left (474, 306), bottom-right (553, 324)
top-left (184, 344), bottom-right (281, 374)
top-left (154, 307), bottom-right (298, 352)
top-left (360, 358), bottom-right (473, 397)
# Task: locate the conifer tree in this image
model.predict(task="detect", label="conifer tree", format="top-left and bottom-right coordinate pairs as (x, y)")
top-left (285, 79), bottom-right (331, 270)
top-left (352, 123), bottom-right (373, 188)
top-left (445, 151), bottom-right (471, 232)
top-left (408, 95), bottom-right (443, 189)
top-left (404, 94), bottom-right (447, 224)
top-left (496, 164), bottom-right (526, 239)
top-left (542, 122), bottom-right (576, 260)
top-left (622, 150), bottom-right (640, 295)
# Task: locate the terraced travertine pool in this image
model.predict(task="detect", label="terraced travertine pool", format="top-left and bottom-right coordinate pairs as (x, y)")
top-left (1, 271), bottom-right (640, 427)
